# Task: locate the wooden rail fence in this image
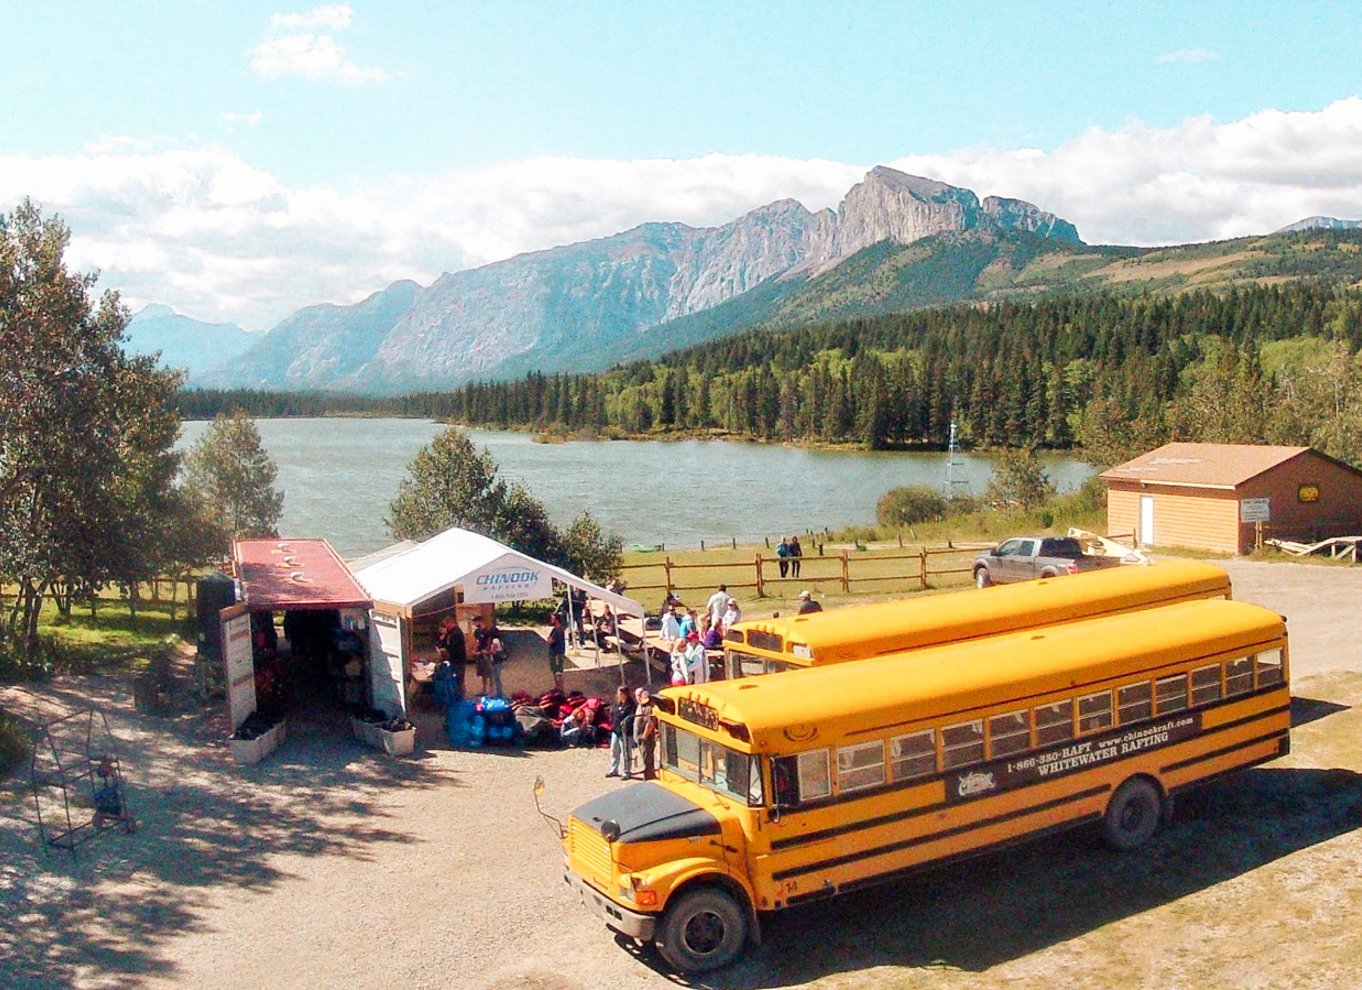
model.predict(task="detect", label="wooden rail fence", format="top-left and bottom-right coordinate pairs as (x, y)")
top-left (617, 543), bottom-right (996, 601)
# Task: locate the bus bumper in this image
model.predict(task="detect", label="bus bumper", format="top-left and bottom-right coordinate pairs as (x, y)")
top-left (564, 871), bottom-right (657, 940)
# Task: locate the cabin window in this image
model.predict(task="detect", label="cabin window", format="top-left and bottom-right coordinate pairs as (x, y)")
top-left (1117, 682), bottom-right (1153, 724)
top-left (1078, 690), bottom-right (1114, 734)
top-left (1191, 664), bottom-right (1222, 706)
top-left (1225, 656), bottom-right (1254, 696)
top-left (796, 750), bottom-right (831, 802)
top-left (1256, 648), bottom-right (1285, 687)
top-left (890, 730), bottom-right (937, 780)
top-left (941, 720), bottom-right (985, 769)
top-left (1155, 674), bottom-right (1189, 714)
top-left (836, 741), bottom-right (886, 792)
top-left (989, 711), bottom-right (1030, 757)
top-left (1035, 699), bottom-right (1075, 746)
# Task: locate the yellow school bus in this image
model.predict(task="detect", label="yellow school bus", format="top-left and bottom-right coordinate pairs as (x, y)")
top-left (724, 559), bottom-right (1231, 678)
top-left (562, 597), bottom-right (1288, 972)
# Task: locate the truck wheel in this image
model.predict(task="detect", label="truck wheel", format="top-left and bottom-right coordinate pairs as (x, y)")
top-left (1102, 777), bottom-right (1163, 850)
top-left (656, 887), bottom-right (748, 973)
top-left (974, 567), bottom-right (991, 589)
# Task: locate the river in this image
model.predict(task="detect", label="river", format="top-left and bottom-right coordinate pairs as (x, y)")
top-left (176, 419), bottom-right (1094, 558)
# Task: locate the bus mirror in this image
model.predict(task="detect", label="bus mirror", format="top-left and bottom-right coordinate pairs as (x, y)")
top-left (601, 819), bottom-right (622, 843)
top-left (532, 775), bottom-right (545, 798)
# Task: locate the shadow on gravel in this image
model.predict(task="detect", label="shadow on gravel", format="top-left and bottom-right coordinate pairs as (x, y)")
top-left (0, 675), bottom-right (456, 990)
top-left (637, 766), bottom-right (1362, 989)
top-left (1291, 695), bottom-right (1350, 727)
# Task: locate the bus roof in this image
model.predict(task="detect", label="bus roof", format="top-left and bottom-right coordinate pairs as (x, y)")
top-left (665, 598), bottom-right (1283, 753)
top-left (727, 559), bottom-right (1231, 663)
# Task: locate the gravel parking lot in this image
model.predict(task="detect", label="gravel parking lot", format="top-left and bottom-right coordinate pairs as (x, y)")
top-left (3, 559), bottom-right (1361, 990)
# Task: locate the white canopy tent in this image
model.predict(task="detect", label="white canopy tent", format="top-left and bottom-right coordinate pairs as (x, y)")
top-left (352, 527), bottom-right (645, 715)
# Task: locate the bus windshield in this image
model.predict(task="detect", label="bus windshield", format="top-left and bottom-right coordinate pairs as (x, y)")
top-left (662, 723), bottom-right (764, 806)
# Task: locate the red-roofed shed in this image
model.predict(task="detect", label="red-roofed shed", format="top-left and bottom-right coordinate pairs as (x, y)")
top-left (233, 538), bottom-right (372, 611)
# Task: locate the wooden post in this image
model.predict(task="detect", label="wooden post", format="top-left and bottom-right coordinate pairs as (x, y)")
top-left (731, 536), bottom-right (737, 550)
top-left (840, 550), bottom-right (850, 593)
top-left (664, 557), bottom-right (674, 598)
top-left (919, 548), bottom-right (928, 590)
top-left (755, 555), bottom-right (765, 598)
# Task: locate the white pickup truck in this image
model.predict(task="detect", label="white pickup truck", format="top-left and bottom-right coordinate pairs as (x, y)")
top-left (972, 535), bottom-right (1124, 587)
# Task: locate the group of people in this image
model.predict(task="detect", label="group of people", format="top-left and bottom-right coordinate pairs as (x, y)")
top-left (435, 614), bottom-right (508, 701)
top-left (774, 535), bottom-right (805, 578)
top-left (605, 685), bottom-right (660, 780)
top-left (657, 583), bottom-right (742, 686)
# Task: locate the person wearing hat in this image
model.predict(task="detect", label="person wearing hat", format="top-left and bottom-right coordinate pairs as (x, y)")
top-left (798, 590), bottom-right (823, 614)
top-left (684, 630), bottom-right (710, 684)
top-left (719, 597), bottom-right (741, 635)
top-left (633, 687), bottom-right (659, 780)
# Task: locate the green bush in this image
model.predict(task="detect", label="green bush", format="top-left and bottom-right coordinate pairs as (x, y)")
top-left (877, 485), bottom-right (949, 527)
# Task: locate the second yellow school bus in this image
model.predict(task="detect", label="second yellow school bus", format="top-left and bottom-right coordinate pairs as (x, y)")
top-left (563, 597), bottom-right (1288, 972)
top-left (724, 558), bottom-right (1232, 678)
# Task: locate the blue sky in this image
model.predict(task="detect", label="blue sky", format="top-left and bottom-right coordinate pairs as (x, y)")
top-left (4, 1), bottom-right (1362, 328)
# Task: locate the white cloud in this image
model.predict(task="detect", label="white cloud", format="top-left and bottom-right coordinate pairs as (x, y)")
top-left (270, 5), bottom-right (352, 31)
top-left (4, 99), bottom-right (1362, 329)
top-left (251, 5), bottom-right (385, 86)
top-left (220, 111), bottom-right (263, 127)
top-left (1157, 47), bottom-right (1219, 64)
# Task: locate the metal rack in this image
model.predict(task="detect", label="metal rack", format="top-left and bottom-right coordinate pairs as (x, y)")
top-left (29, 708), bottom-right (136, 856)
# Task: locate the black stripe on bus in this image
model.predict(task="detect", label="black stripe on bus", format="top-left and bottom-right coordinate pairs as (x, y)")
top-left (769, 704), bottom-right (1289, 854)
top-left (1160, 727), bottom-right (1288, 776)
top-left (783, 813), bottom-right (1104, 907)
top-left (770, 785), bottom-right (1107, 881)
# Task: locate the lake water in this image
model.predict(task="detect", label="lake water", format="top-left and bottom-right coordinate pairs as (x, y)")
top-left (177, 419), bottom-right (1093, 558)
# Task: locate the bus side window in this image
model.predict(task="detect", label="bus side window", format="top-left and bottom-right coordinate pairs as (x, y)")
top-left (836, 741), bottom-right (886, 792)
top-left (1078, 690), bottom-right (1114, 733)
top-left (890, 730), bottom-right (936, 780)
top-left (797, 750), bottom-right (831, 802)
top-left (942, 720), bottom-right (984, 769)
top-left (1191, 664), bottom-right (1222, 706)
top-left (1035, 700), bottom-right (1074, 746)
top-left (1256, 648), bottom-right (1285, 687)
top-left (988, 711), bottom-right (1030, 757)
top-left (1225, 656), bottom-right (1254, 696)
top-left (1155, 674), bottom-right (1189, 714)
top-left (1117, 682), bottom-right (1153, 724)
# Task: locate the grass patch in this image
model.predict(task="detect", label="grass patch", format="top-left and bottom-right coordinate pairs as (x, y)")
top-left (1, 590), bottom-right (193, 680)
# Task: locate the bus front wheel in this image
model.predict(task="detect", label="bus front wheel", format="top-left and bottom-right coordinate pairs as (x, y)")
top-left (656, 886), bottom-right (749, 973)
top-left (1102, 777), bottom-right (1163, 850)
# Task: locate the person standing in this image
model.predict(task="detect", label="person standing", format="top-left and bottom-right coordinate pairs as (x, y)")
top-left (797, 590), bottom-right (823, 614)
top-left (775, 536), bottom-right (791, 578)
top-left (788, 535), bottom-right (803, 578)
top-left (719, 597), bottom-right (741, 635)
top-left (439, 617), bottom-right (467, 701)
top-left (660, 602), bottom-right (684, 644)
top-left (472, 615), bottom-right (494, 697)
top-left (633, 688), bottom-right (658, 780)
top-left (546, 613), bottom-right (567, 694)
top-left (606, 686), bottom-right (636, 778)
top-left (684, 631), bottom-right (710, 684)
top-left (706, 584), bottom-right (729, 629)
top-left (487, 627), bottom-right (507, 697)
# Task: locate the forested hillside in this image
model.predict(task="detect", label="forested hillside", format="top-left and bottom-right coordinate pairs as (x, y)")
top-left (395, 283), bottom-right (1362, 466)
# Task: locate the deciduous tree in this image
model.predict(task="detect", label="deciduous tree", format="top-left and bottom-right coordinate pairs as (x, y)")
top-left (181, 411), bottom-right (284, 550)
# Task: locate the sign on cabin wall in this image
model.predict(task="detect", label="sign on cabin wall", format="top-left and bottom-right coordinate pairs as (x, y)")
top-left (222, 606), bottom-right (256, 732)
top-left (463, 561), bottom-right (552, 603)
top-left (1240, 498), bottom-right (1271, 523)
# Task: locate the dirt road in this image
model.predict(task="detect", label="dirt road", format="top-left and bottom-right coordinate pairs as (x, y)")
top-left (2, 559), bottom-right (1360, 990)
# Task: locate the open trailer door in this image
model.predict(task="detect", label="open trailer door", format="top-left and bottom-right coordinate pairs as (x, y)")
top-left (220, 604), bottom-right (256, 731)
top-left (368, 610), bottom-right (406, 717)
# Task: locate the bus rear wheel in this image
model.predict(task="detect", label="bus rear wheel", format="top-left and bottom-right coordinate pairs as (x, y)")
top-left (656, 887), bottom-right (748, 973)
top-left (1102, 777), bottom-right (1163, 850)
